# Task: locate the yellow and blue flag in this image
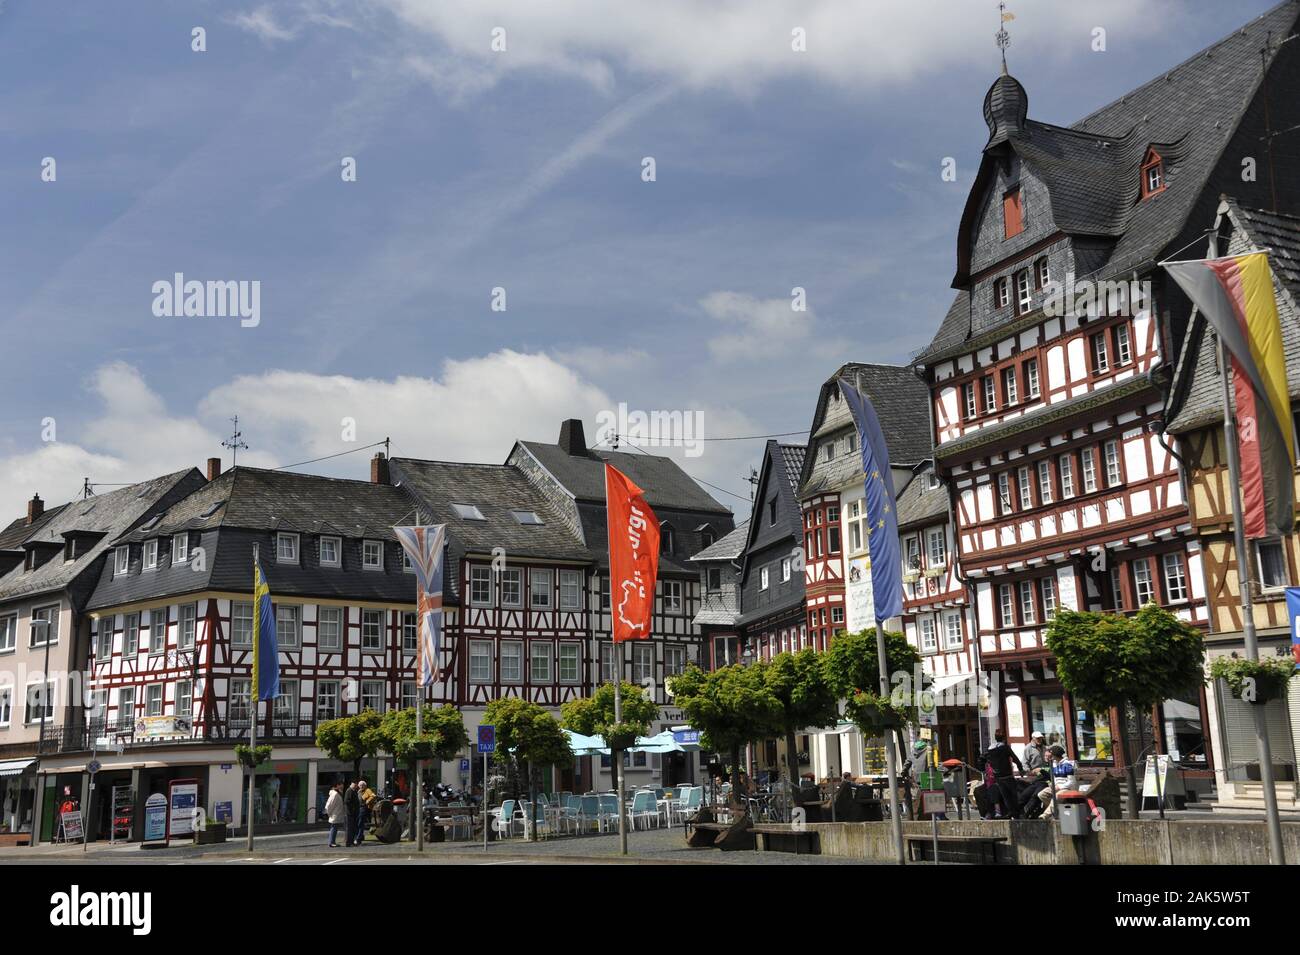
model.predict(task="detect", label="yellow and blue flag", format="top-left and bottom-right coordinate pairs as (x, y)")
top-left (252, 553), bottom-right (279, 701)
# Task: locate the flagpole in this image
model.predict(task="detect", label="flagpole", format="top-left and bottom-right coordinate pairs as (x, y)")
top-left (614, 644), bottom-right (628, 856)
top-left (877, 625), bottom-right (905, 865)
top-left (415, 685), bottom-right (424, 852)
top-left (1217, 335), bottom-right (1287, 865)
top-left (247, 543), bottom-right (258, 852)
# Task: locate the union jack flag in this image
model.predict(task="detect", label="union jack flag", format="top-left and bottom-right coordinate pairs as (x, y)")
top-left (393, 524), bottom-right (447, 687)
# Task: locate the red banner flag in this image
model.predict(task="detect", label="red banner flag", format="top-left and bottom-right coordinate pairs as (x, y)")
top-left (605, 463), bottom-right (660, 643)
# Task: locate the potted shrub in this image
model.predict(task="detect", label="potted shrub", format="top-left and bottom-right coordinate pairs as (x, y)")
top-left (1210, 655), bottom-right (1294, 704)
top-left (195, 819), bottom-right (227, 845)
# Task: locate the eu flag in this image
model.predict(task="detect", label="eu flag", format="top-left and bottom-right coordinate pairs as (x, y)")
top-left (838, 376), bottom-right (904, 623)
top-left (252, 554), bottom-right (279, 701)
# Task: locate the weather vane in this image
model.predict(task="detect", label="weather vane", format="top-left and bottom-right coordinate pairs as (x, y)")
top-left (221, 415), bottom-right (249, 468)
top-left (996, 2), bottom-right (1014, 74)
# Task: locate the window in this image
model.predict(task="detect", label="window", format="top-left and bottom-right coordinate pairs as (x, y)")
top-left (362, 609), bottom-right (383, 650)
top-left (114, 545), bottom-right (129, 576)
top-left (995, 277), bottom-right (1010, 308)
top-left (531, 642), bottom-right (552, 682)
top-left (320, 536), bottom-right (341, 567)
top-left (123, 612), bottom-right (140, 656)
top-left (403, 552), bottom-right (414, 573)
top-left (94, 617), bottom-right (113, 659)
top-left (1019, 580), bottom-right (1037, 625)
top-left (927, 470), bottom-right (941, 491)
top-left (469, 641), bottom-right (493, 683)
top-left (600, 577), bottom-right (610, 611)
top-left (1025, 358), bottom-right (1040, 399)
top-left (1110, 564), bottom-right (1125, 611)
top-left (231, 601), bottom-right (253, 646)
top-left (530, 569), bottom-right (553, 608)
top-left (999, 584), bottom-right (1015, 628)
top-left (781, 557), bottom-right (792, 582)
top-left (982, 376), bottom-right (996, 413)
top-left (828, 525), bottom-right (841, 553)
top-left (0, 614), bottom-right (17, 654)
top-left (760, 566), bottom-right (770, 590)
top-left (470, 566), bottom-right (492, 606)
top-left (360, 680), bottom-right (383, 713)
top-left (919, 616), bottom-right (937, 653)
top-left (1016, 269), bottom-right (1032, 313)
top-left (1103, 439), bottom-right (1122, 487)
top-left (1041, 576), bottom-right (1057, 620)
top-left (402, 612), bottom-right (417, 652)
top-left (827, 505), bottom-right (840, 523)
top-left (451, 503), bottom-right (486, 521)
top-left (228, 681), bottom-right (248, 723)
top-left (1003, 187), bottom-right (1024, 239)
top-left (1141, 149), bottom-right (1164, 197)
top-left (362, 540), bottom-right (383, 570)
top-left (600, 642), bottom-right (615, 683)
top-left (998, 472), bottom-right (1013, 515)
top-left (401, 682), bottom-right (419, 710)
top-left (276, 604), bottom-right (300, 648)
top-left (0, 687), bottom-right (10, 726)
top-left (1081, 447), bottom-right (1098, 493)
top-left (25, 681), bottom-right (55, 724)
top-left (942, 611), bottom-right (963, 649)
top-left (707, 567), bottom-right (723, 592)
top-left (1037, 460), bottom-right (1054, 505)
top-left (143, 539), bottom-right (158, 570)
top-left (1162, 552), bottom-right (1188, 602)
top-left (661, 524), bottom-right (674, 555)
top-left (927, 528), bottom-right (946, 567)
top-left (1133, 559), bottom-right (1155, 607)
top-left (769, 499), bottom-right (778, 525)
top-left (1091, 332), bottom-right (1110, 374)
top-left (1003, 366), bottom-right (1018, 405)
top-left (146, 684), bottom-right (163, 717)
top-left (963, 382), bottom-right (977, 419)
top-left (174, 680), bottom-right (191, 718)
top-left (501, 641), bottom-right (523, 682)
top-left (559, 570), bottom-right (583, 609)
top-left (500, 569), bottom-right (523, 608)
top-left (176, 603), bottom-right (194, 651)
top-left (317, 680), bottom-right (339, 721)
top-left (510, 509), bottom-right (544, 525)
top-left (1115, 324), bottom-right (1132, 365)
top-left (831, 606), bottom-right (845, 625)
top-left (662, 580), bottom-right (684, 614)
top-left (1059, 455), bottom-right (1075, 498)
top-left (1256, 539), bottom-right (1289, 591)
top-left (633, 643), bottom-right (654, 685)
top-left (665, 644), bottom-right (686, 676)
top-left (172, 532), bottom-right (189, 565)
top-left (277, 532), bottom-right (299, 563)
top-left (1036, 257), bottom-right (1050, 289)
top-left (318, 606), bottom-right (342, 650)
top-left (27, 604), bottom-right (58, 648)
top-left (559, 643), bottom-right (581, 683)
top-left (1017, 465), bottom-right (1033, 510)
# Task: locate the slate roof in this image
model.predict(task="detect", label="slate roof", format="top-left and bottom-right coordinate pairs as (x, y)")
top-left (896, 467), bottom-right (949, 530)
top-left (1167, 198), bottom-right (1300, 433)
top-left (917, 1), bottom-right (1300, 364)
top-left (693, 586), bottom-right (741, 628)
top-left (689, 521), bottom-right (749, 562)
top-left (0, 505), bottom-right (67, 551)
top-left (778, 445), bottom-right (806, 495)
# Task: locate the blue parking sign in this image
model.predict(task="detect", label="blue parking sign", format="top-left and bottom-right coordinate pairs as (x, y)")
top-left (1286, 588), bottom-right (1300, 668)
top-left (478, 724), bottom-right (496, 753)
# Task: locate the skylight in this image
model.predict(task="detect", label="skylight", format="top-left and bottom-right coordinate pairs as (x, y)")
top-left (200, 501), bottom-right (224, 518)
top-left (451, 503), bottom-right (486, 521)
top-left (510, 510), bottom-right (544, 525)
top-left (139, 515), bottom-right (162, 531)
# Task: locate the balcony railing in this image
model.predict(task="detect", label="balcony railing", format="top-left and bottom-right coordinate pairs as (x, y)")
top-left (37, 716), bottom-right (321, 752)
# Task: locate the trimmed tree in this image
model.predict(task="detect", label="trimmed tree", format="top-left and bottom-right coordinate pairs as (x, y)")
top-left (560, 681), bottom-right (658, 790)
top-left (764, 649), bottom-right (840, 783)
top-left (668, 663), bottom-right (782, 799)
top-left (821, 628), bottom-right (922, 765)
top-left (483, 697), bottom-right (572, 840)
top-left (1045, 603), bottom-right (1205, 818)
top-left (375, 704), bottom-right (470, 838)
top-left (315, 709), bottom-right (385, 782)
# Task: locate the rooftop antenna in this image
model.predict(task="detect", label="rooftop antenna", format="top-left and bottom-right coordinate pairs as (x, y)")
top-left (82, 477), bottom-right (92, 500)
top-left (746, 467), bottom-right (759, 503)
top-left (222, 415), bottom-right (249, 468)
top-left (996, 3), bottom-right (1014, 75)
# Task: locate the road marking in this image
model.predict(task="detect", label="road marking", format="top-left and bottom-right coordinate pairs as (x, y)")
top-left (323, 857), bottom-right (348, 865)
top-left (272, 857), bottom-right (293, 864)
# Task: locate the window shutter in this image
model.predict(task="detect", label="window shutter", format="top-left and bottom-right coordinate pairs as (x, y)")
top-left (1003, 189), bottom-right (1024, 238)
top-left (1216, 679), bottom-right (1296, 780)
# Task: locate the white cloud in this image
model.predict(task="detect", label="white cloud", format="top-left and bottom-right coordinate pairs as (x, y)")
top-left (703, 290), bottom-right (815, 362)
top-left (231, 7), bottom-right (298, 43)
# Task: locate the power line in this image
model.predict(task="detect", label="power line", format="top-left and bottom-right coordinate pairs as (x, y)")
top-left (613, 435), bottom-right (754, 505)
top-left (271, 438), bottom-right (391, 472)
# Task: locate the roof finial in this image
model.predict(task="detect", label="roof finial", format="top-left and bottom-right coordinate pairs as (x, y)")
top-left (996, 3), bottom-right (1014, 75)
top-left (221, 415), bottom-right (249, 468)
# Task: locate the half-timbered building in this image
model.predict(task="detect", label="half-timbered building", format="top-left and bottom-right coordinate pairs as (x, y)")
top-left (688, 521), bottom-right (747, 670)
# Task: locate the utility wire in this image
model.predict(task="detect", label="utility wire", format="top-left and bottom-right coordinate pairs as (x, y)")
top-left (611, 435), bottom-right (754, 505)
top-left (272, 438), bottom-right (390, 472)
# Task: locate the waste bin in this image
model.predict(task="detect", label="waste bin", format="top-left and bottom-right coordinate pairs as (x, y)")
top-left (1055, 790), bottom-right (1091, 836)
top-left (853, 787), bottom-right (883, 822)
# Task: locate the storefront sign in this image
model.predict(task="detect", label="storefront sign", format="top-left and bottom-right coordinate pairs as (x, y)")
top-left (136, 715), bottom-right (193, 738)
top-left (672, 729), bottom-right (700, 745)
top-left (60, 810), bottom-right (84, 842)
top-left (143, 793), bottom-right (168, 842)
top-left (844, 556), bottom-right (876, 633)
top-left (168, 780), bottom-right (198, 838)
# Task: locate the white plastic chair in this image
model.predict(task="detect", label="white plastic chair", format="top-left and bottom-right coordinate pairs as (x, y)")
top-left (627, 790), bottom-right (658, 830)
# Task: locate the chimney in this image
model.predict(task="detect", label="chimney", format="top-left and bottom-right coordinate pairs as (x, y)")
top-left (26, 494), bottom-right (43, 525)
top-left (206, 457), bottom-right (222, 481)
top-left (371, 452), bottom-right (390, 485)
top-left (558, 419), bottom-right (587, 456)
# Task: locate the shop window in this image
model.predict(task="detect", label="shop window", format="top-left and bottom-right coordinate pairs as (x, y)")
top-left (1162, 693), bottom-right (1207, 765)
top-left (1029, 696), bottom-right (1068, 752)
top-left (1073, 706), bottom-right (1114, 762)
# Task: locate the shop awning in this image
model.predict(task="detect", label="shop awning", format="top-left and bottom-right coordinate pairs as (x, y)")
top-left (931, 671), bottom-right (974, 696)
top-left (0, 758), bottom-right (35, 778)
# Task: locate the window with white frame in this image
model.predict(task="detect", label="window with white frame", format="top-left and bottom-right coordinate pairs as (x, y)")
top-left (401, 612), bottom-right (417, 653)
top-left (760, 566), bottom-right (770, 590)
top-left (0, 613), bottom-right (17, 654)
top-left (983, 375), bottom-right (996, 412)
top-left (1133, 559), bottom-right (1155, 606)
top-left (781, 557), bottom-right (792, 582)
top-left (559, 570), bottom-right (582, 610)
top-left (1003, 366), bottom-right (1018, 405)
top-left (1019, 580), bottom-right (1037, 625)
top-left (926, 527), bottom-right (947, 567)
top-left (320, 536), bottom-right (341, 567)
top-left (1036, 257), bottom-right (1050, 288)
top-left (317, 680), bottom-right (339, 721)
top-left (998, 472), bottom-right (1013, 515)
top-left (228, 681), bottom-right (249, 723)
top-left (276, 604), bottom-right (300, 648)
top-left (1162, 552), bottom-right (1188, 601)
top-left (403, 552), bottom-right (414, 573)
top-left (995, 277), bottom-right (1010, 308)
top-left (665, 644), bottom-right (686, 676)
top-left (963, 382), bottom-right (977, 419)
top-left (1081, 447), bottom-right (1098, 493)
top-left (362, 608), bottom-right (383, 650)
top-left (1256, 538), bottom-right (1289, 590)
top-left (1103, 440), bottom-right (1122, 487)
top-left (146, 684), bottom-right (164, 717)
top-left (123, 612), bottom-right (140, 656)
top-left (360, 680), bottom-right (384, 712)
top-left (87, 689), bottom-right (108, 724)
top-left (1041, 576), bottom-right (1057, 619)
top-left (1110, 565), bottom-right (1125, 611)
top-left (1059, 454), bottom-right (1075, 498)
top-left (1037, 460), bottom-right (1054, 504)
top-left (600, 642), bottom-right (615, 683)
top-left (175, 680), bottom-right (192, 720)
top-left (0, 687), bottom-right (11, 726)
top-left (633, 643), bottom-right (654, 685)
top-left (30, 604), bottom-right (59, 647)
top-left (662, 580), bottom-right (684, 613)
top-left (942, 611), bottom-right (963, 649)
top-left (1115, 324), bottom-right (1132, 365)
top-left (500, 641), bottom-right (523, 682)
top-left (831, 606), bottom-right (845, 625)
top-left (600, 576), bottom-right (610, 611)
top-left (362, 540), bottom-right (383, 570)
top-left (172, 532), bottom-right (189, 565)
top-left (530, 642), bottom-right (552, 682)
top-left (401, 681), bottom-right (419, 710)
top-left (94, 617), bottom-right (113, 659)
top-left (1091, 331), bottom-right (1110, 374)
top-left (470, 566), bottom-right (492, 606)
top-left (114, 545), bottom-right (129, 576)
top-left (559, 643), bottom-right (581, 683)
top-left (179, 603), bottom-right (196, 651)
top-left (277, 532), bottom-right (299, 563)
top-left (25, 680), bottom-right (54, 724)
top-left (231, 601), bottom-right (253, 646)
top-left (530, 569), bottom-right (553, 608)
top-left (1026, 358), bottom-right (1040, 399)
top-left (1017, 465), bottom-right (1033, 510)
top-left (499, 569), bottom-right (523, 608)
top-left (999, 584), bottom-right (1015, 628)
top-left (318, 606), bottom-right (342, 650)
top-left (1016, 269), bottom-right (1032, 312)
top-left (143, 539), bottom-right (158, 570)
top-left (919, 616), bottom-right (937, 653)
top-left (469, 641), bottom-right (493, 683)
top-left (272, 680), bottom-right (298, 721)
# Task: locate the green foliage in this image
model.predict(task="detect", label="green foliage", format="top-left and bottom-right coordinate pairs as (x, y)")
top-left (315, 710), bottom-right (385, 766)
top-left (559, 681), bottom-right (658, 749)
top-left (669, 663), bottom-right (782, 755)
top-left (820, 628), bottom-right (920, 700)
top-left (843, 690), bottom-right (910, 737)
top-left (234, 744), bottom-right (272, 768)
top-left (483, 697), bottom-right (572, 768)
top-left (375, 704), bottom-right (470, 765)
top-left (765, 649), bottom-right (840, 734)
top-left (1209, 655), bottom-right (1294, 703)
top-left (1045, 604), bottom-right (1206, 712)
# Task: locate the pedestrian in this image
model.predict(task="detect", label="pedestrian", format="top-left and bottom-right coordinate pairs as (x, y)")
top-left (1023, 731), bottom-right (1047, 772)
top-left (325, 782), bottom-right (346, 847)
top-left (344, 780), bottom-right (361, 847)
top-left (982, 729), bottom-right (1024, 819)
top-left (356, 779), bottom-right (376, 844)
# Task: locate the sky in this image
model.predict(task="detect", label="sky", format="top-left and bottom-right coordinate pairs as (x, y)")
top-left (0, 0), bottom-right (1281, 520)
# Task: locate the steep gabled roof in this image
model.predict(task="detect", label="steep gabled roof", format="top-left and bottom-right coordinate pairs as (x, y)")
top-left (896, 466), bottom-right (949, 530)
top-left (689, 520), bottom-right (749, 562)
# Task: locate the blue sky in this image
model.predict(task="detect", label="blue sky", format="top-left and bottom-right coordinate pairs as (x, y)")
top-left (0, 0), bottom-right (1279, 517)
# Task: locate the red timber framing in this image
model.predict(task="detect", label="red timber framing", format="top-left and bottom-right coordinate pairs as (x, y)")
top-left (802, 493), bottom-right (845, 652)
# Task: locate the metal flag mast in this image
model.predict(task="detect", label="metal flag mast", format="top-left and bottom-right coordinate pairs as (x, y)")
top-left (246, 543), bottom-right (259, 852)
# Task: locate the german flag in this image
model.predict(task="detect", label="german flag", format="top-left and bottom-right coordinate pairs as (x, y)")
top-left (1165, 251), bottom-right (1295, 538)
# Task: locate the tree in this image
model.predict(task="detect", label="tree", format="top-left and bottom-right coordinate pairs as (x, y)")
top-left (483, 697), bottom-right (572, 839)
top-left (315, 710), bottom-right (385, 782)
top-left (668, 663), bottom-right (782, 796)
top-left (1045, 603), bottom-right (1205, 818)
top-left (821, 628), bottom-right (921, 767)
top-left (560, 681), bottom-right (658, 791)
top-left (375, 704), bottom-right (469, 838)
top-left (764, 650), bottom-right (839, 783)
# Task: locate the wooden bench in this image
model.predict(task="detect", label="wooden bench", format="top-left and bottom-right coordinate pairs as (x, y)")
top-left (686, 815), bottom-right (755, 850)
top-left (751, 824), bottom-right (818, 855)
top-left (904, 834), bottom-right (1006, 865)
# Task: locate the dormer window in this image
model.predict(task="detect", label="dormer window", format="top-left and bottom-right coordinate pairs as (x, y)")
top-left (451, 503), bottom-right (486, 521)
top-left (143, 539), bottom-right (158, 571)
top-left (114, 545), bottom-right (129, 577)
top-left (1015, 269), bottom-right (1032, 313)
top-left (661, 523), bottom-right (674, 555)
top-left (276, 532), bottom-right (299, 564)
top-left (362, 539), bottom-right (384, 570)
top-left (1140, 148), bottom-right (1165, 198)
top-left (994, 277), bottom-right (1010, 309)
top-left (1003, 187), bottom-right (1024, 239)
top-left (320, 535), bottom-right (341, 567)
top-left (172, 532), bottom-right (188, 565)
